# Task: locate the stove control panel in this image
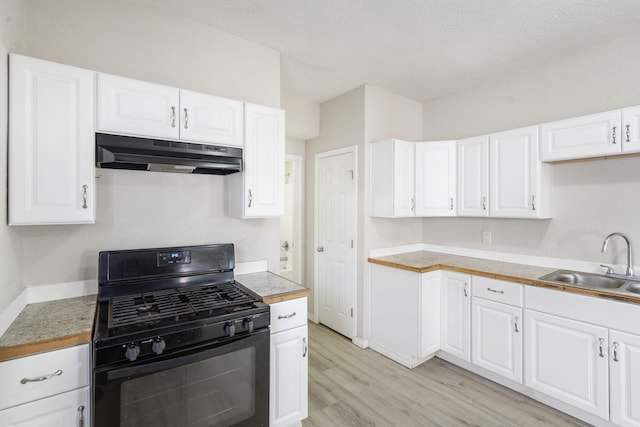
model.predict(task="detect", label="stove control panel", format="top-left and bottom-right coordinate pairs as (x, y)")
top-left (157, 250), bottom-right (191, 266)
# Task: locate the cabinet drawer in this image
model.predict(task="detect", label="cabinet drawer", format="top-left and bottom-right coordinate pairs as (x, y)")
top-left (473, 276), bottom-right (523, 306)
top-left (270, 297), bottom-right (307, 334)
top-left (0, 344), bottom-right (90, 410)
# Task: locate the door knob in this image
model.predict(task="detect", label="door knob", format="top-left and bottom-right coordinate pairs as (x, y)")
top-left (317, 247), bottom-right (324, 252)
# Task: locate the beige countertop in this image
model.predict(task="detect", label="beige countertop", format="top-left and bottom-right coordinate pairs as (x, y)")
top-left (0, 295), bottom-right (97, 362)
top-left (369, 251), bottom-right (640, 305)
top-left (235, 271), bottom-right (311, 304)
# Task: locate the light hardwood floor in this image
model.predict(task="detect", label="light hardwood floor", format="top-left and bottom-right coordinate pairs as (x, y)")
top-left (303, 322), bottom-right (590, 427)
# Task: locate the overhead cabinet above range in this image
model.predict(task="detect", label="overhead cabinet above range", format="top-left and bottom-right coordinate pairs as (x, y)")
top-left (96, 73), bottom-right (244, 147)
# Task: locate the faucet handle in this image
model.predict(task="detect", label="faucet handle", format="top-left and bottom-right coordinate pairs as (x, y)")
top-left (600, 264), bottom-right (614, 275)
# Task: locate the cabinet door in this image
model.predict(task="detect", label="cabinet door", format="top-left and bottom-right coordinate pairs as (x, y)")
top-left (472, 298), bottom-right (522, 383)
top-left (229, 103), bottom-right (285, 218)
top-left (540, 110), bottom-right (621, 161)
top-left (525, 310), bottom-right (609, 419)
top-left (440, 272), bottom-right (471, 362)
top-left (0, 387), bottom-right (89, 427)
top-left (370, 139), bottom-right (415, 217)
top-left (270, 326), bottom-right (308, 427)
top-left (457, 136), bottom-right (489, 217)
top-left (179, 90), bottom-right (243, 146)
top-left (96, 73), bottom-right (180, 139)
top-left (610, 330), bottom-right (640, 427)
top-left (415, 141), bottom-right (457, 216)
top-left (622, 106), bottom-right (640, 154)
top-left (490, 126), bottom-right (544, 218)
top-left (9, 54), bottom-right (95, 225)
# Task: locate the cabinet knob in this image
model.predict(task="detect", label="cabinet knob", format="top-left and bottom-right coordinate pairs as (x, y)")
top-left (171, 106), bottom-right (176, 128)
top-left (626, 124), bottom-right (631, 143)
top-left (598, 338), bottom-right (605, 358)
top-left (82, 185), bottom-right (88, 209)
top-left (450, 198), bottom-right (454, 211)
top-left (184, 108), bottom-right (189, 129)
top-left (248, 189), bottom-right (253, 208)
top-left (613, 341), bottom-right (619, 362)
top-left (612, 126), bottom-right (617, 144)
top-left (411, 198), bottom-right (415, 211)
top-left (482, 196), bottom-right (487, 211)
top-left (514, 316), bottom-right (519, 333)
top-left (302, 337), bottom-right (308, 358)
top-left (78, 405), bottom-right (85, 427)
top-left (531, 195), bottom-right (536, 211)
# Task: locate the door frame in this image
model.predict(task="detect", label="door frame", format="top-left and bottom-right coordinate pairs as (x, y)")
top-left (283, 154), bottom-right (303, 283)
top-left (313, 145), bottom-right (358, 340)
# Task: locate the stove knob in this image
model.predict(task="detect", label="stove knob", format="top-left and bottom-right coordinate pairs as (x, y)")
top-left (152, 338), bottom-right (166, 355)
top-left (224, 322), bottom-right (236, 337)
top-left (125, 343), bottom-right (140, 362)
top-left (243, 318), bottom-right (254, 333)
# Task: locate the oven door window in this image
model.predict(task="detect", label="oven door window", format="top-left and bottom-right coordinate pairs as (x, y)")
top-left (94, 331), bottom-right (269, 427)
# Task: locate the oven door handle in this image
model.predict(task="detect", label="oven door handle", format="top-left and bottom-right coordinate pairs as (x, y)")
top-left (105, 330), bottom-right (268, 382)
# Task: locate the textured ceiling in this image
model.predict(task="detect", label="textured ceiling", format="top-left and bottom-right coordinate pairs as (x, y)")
top-left (133, 0), bottom-right (640, 103)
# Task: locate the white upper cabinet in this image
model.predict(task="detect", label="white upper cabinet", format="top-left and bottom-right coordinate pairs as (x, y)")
top-left (457, 136), bottom-right (489, 217)
top-left (178, 90), bottom-right (243, 146)
top-left (370, 139), bottom-right (416, 217)
top-left (228, 103), bottom-right (284, 218)
top-left (622, 106), bottom-right (640, 154)
top-left (9, 54), bottom-right (95, 225)
top-left (490, 126), bottom-right (552, 219)
top-left (96, 74), bottom-right (243, 146)
top-left (540, 110), bottom-right (621, 162)
top-left (415, 141), bottom-right (457, 217)
top-left (97, 73), bottom-right (180, 140)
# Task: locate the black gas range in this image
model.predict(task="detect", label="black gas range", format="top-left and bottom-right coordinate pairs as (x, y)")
top-left (93, 244), bottom-right (270, 427)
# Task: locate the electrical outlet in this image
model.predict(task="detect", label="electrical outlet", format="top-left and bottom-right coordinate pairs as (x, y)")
top-left (482, 230), bottom-right (492, 244)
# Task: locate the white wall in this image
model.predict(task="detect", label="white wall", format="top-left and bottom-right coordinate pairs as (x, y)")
top-left (0, 2), bottom-right (25, 313)
top-left (421, 32), bottom-right (640, 267)
top-left (2, 0), bottom-right (282, 288)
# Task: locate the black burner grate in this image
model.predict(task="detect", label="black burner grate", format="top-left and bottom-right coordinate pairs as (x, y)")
top-left (108, 282), bottom-right (256, 333)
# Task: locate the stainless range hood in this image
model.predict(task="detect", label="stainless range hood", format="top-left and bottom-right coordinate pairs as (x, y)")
top-left (96, 133), bottom-right (243, 175)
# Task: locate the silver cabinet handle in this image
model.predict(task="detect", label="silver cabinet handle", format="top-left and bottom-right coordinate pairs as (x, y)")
top-left (183, 108), bottom-right (189, 129)
top-left (612, 126), bottom-right (617, 144)
top-left (78, 405), bottom-right (85, 427)
top-left (317, 247), bottom-right (324, 252)
top-left (487, 287), bottom-right (504, 294)
top-left (626, 124), bottom-right (631, 143)
top-left (278, 312), bottom-right (296, 319)
top-left (450, 198), bottom-right (454, 211)
top-left (613, 342), bottom-right (619, 362)
top-left (248, 189), bottom-right (253, 208)
top-left (514, 316), bottom-right (519, 333)
top-left (463, 283), bottom-right (468, 297)
top-left (411, 198), bottom-right (415, 211)
top-left (171, 106), bottom-right (176, 128)
top-left (482, 196), bottom-right (487, 211)
top-left (302, 337), bottom-right (308, 358)
top-left (82, 185), bottom-right (88, 209)
top-left (598, 338), bottom-right (605, 358)
top-left (531, 195), bottom-right (536, 211)
top-left (21, 369), bottom-right (63, 384)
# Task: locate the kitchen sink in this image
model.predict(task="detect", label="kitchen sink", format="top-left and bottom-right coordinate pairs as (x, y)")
top-left (624, 283), bottom-right (640, 294)
top-left (539, 270), bottom-right (627, 289)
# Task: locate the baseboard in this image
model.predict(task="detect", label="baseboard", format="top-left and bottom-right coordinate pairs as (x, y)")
top-left (352, 336), bottom-right (368, 349)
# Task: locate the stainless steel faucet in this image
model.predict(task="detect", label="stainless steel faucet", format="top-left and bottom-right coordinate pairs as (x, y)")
top-left (601, 232), bottom-right (634, 277)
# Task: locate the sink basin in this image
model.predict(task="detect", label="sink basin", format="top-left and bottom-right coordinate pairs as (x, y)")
top-left (624, 283), bottom-right (640, 294)
top-left (539, 270), bottom-right (627, 289)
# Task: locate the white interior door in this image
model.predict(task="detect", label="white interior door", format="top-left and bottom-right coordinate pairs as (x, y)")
top-left (316, 148), bottom-right (356, 339)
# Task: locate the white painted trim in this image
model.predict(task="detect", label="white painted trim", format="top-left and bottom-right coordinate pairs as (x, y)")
top-left (235, 260), bottom-right (268, 275)
top-left (282, 154), bottom-right (304, 284)
top-left (314, 145), bottom-right (358, 340)
top-left (307, 312), bottom-right (318, 323)
top-left (352, 336), bottom-right (369, 349)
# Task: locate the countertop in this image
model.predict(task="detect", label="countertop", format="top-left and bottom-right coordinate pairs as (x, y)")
top-left (0, 272), bottom-right (308, 362)
top-left (368, 251), bottom-right (640, 305)
top-left (0, 295), bottom-right (97, 362)
top-left (235, 271), bottom-right (311, 304)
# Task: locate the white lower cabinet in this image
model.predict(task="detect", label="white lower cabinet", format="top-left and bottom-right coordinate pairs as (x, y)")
top-left (270, 297), bottom-right (308, 427)
top-left (0, 344), bottom-right (91, 427)
top-left (369, 264), bottom-right (440, 368)
top-left (439, 271), bottom-right (471, 362)
top-left (610, 329), bottom-right (640, 427)
top-left (472, 298), bottom-right (522, 383)
top-left (524, 309), bottom-right (609, 419)
top-left (0, 387), bottom-right (89, 427)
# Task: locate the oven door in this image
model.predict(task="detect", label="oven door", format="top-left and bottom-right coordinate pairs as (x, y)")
top-left (94, 329), bottom-right (269, 427)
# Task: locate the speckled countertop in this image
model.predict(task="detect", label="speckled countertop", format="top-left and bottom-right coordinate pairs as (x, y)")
top-left (369, 251), bottom-right (640, 305)
top-left (235, 271), bottom-right (311, 304)
top-left (0, 295), bottom-right (97, 362)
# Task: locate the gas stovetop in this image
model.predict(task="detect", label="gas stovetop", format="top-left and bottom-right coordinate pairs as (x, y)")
top-left (108, 281), bottom-right (258, 337)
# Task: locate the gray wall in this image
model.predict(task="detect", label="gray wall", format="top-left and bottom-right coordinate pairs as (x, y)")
top-left (0, 2), bottom-right (24, 313)
top-left (421, 32), bottom-right (640, 268)
top-left (1, 0), bottom-right (281, 308)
